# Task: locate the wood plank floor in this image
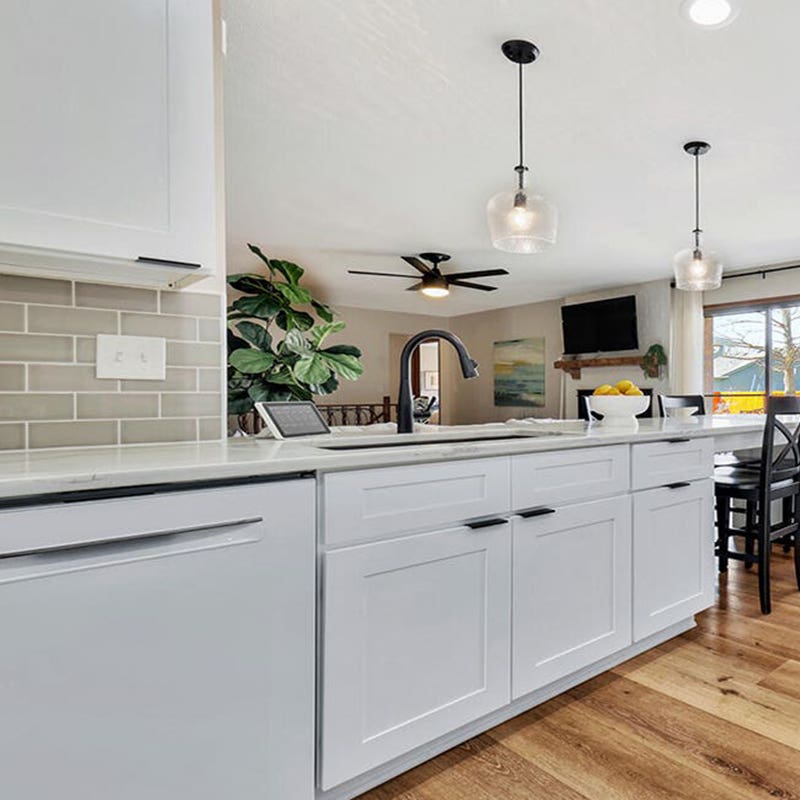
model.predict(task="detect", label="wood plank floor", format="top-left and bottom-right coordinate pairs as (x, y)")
top-left (358, 550), bottom-right (800, 800)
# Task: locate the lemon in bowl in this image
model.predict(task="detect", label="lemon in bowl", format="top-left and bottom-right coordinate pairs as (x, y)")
top-left (590, 382), bottom-right (650, 426)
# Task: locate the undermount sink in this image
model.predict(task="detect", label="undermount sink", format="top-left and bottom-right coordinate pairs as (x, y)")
top-left (315, 431), bottom-right (564, 451)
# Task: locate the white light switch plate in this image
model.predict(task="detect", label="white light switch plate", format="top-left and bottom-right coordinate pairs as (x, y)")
top-left (96, 334), bottom-right (166, 380)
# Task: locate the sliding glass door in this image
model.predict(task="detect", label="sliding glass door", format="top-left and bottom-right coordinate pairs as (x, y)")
top-left (705, 300), bottom-right (800, 414)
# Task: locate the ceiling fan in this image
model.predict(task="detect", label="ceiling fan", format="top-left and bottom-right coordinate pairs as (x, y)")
top-left (348, 252), bottom-right (509, 298)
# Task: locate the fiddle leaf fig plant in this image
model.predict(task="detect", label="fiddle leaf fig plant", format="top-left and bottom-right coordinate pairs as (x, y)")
top-left (227, 244), bottom-right (363, 415)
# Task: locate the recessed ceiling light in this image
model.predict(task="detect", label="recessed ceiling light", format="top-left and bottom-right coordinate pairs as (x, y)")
top-left (681, 0), bottom-right (739, 28)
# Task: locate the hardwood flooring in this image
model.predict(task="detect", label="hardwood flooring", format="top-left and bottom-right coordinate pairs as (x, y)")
top-left (358, 550), bottom-right (800, 799)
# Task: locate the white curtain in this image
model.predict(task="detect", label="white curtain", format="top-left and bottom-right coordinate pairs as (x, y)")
top-left (669, 289), bottom-right (705, 394)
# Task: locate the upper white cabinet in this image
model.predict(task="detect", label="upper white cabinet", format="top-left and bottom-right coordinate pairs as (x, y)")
top-left (632, 479), bottom-right (715, 641)
top-left (320, 522), bottom-right (511, 790)
top-left (512, 496), bottom-right (632, 698)
top-left (0, 0), bottom-right (217, 287)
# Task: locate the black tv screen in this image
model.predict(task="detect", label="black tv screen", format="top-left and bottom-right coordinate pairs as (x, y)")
top-left (561, 295), bottom-right (639, 355)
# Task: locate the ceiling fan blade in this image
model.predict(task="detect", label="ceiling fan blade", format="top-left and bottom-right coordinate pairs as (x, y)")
top-left (405, 282), bottom-right (424, 291)
top-left (348, 270), bottom-right (418, 278)
top-left (445, 268), bottom-right (509, 280)
top-left (401, 256), bottom-right (432, 274)
top-left (449, 280), bottom-right (499, 292)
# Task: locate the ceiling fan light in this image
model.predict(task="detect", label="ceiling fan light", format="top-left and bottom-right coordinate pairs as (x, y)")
top-left (487, 189), bottom-right (557, 254)
top-left (420, 274), bottom-right (450, 298)
top-left (673, 247), bottom-right (723, 291)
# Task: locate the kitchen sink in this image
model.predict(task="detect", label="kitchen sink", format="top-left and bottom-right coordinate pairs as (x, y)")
top-left (315, 431), bottom-right (565, 450)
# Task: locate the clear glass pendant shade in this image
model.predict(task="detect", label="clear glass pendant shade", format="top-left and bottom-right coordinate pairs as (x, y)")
top-left (487, 188), bottom-right (557, 254)
top-left (673, 247), bottom-right (723, 291)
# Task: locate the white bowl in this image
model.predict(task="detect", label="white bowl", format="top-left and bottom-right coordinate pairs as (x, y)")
top-left (588, 394), bottom-right (651, 426)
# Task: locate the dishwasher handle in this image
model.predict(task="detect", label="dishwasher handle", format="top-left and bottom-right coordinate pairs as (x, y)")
top-left (0, 516), bottom-right (264, 582)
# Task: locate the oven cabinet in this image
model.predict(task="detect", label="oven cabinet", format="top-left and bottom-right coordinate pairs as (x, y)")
top-left (511, 495), bottom-right (633, 698)
top-left (632, 479), bottom-right (715, 641)
top-left (319, 521), bottom-right (512, 790)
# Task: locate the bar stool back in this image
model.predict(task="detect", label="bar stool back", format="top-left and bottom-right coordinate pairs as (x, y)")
top-left (714, 395), bottom-right (800, 613)
top-left (658, 394), bottom-right (705, 417)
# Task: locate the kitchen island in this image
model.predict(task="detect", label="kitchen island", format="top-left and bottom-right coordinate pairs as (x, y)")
top-left (0, 416), bottom-right (766, 800)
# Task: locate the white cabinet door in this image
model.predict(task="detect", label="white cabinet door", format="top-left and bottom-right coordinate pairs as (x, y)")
top-left (512, 496), bottom-right (632, 699)
top-left (321, 522), bottom-right (511, 789)
top-left (633, 479), bottom-right (715, 641)
top-left (0, 479), bottom-right (315, 800)
top-left (0, 0), bottom-right (216, 274)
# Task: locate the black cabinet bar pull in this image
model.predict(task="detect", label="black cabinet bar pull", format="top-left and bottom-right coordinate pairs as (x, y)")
top-left (137, 256), bottom-right (202, 270)
top-left (465, 516), bottom-right (509, 530)
top-left (517, 507), bottom-right (557, 519)
top-left (665, 481), bottom-right (692, 489)
top-left (665, 438), bottom-right (691, 444)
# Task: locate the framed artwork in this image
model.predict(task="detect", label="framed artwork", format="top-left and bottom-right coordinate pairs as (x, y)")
top-left (493, 337), bottom-right (545, 407)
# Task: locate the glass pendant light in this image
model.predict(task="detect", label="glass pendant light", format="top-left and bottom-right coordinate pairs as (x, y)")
top-left (487, 40), bottom-right (557, 254)
top-left (673, 141), bottom-right (723, 291)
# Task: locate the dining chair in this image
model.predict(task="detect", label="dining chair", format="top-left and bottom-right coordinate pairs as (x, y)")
top-left (658, 394), bottom-right (705, 417)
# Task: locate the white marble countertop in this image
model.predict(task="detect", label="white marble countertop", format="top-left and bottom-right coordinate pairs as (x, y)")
top-left (0, 415), bottom-right (765, 501)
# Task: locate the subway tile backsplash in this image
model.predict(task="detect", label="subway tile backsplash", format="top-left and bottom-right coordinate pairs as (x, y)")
top-left (0, 275), bottom-right (223, 450)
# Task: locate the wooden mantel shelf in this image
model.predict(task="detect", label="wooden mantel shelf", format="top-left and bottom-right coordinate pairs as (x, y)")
top-left (554, 355), bottom-right (660, 380)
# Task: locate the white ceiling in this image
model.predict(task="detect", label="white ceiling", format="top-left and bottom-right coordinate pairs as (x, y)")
top-left (222, 0), bottom-right (800, 317)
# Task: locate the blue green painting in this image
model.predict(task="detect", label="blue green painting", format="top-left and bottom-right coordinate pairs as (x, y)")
top-left (493, 337), bottom-right (545, 407)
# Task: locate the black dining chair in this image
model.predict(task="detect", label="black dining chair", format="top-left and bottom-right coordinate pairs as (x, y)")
top-left (658, 394), bottom-right (705, 417)
top-left (714, 395), bottom-right (800, 614)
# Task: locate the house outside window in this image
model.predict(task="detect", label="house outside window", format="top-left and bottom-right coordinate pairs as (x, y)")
top-left (704, 298), bottom-right (800, 414)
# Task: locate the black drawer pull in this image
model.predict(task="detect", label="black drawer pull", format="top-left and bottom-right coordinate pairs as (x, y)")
top-left (465, 516), bottom-right (509, 530)
top-left (517, 507), bottom-right (557, 519)
top-left (137, 256), bottom-right (202, 270)
top-left (665, 481), bottom-right (692, 489)
top-left (665, 438), bottom-right (691, 444)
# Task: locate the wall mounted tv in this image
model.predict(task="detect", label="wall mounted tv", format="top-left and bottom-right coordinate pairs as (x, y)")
top-left (561, 295), bottom-right (639, 355)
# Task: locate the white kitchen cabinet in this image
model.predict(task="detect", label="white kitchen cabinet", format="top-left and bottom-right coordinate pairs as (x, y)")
top-left (322, 457), bottom-right (510, 546)
top-left (632, 479), bottom-right (715, 641)
top-left (0, 0), bottom-right (217, 285)
top-left (0, 478), bottom-right (315, 800)
top-left (320, 521), bottom-right (512, 790)
top-left (512, 496), bottom-right (632, 698)
top-left (631, 437), bottom-right (714, 490)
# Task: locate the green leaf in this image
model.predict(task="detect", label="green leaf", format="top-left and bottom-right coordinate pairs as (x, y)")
top-left (227, 387), bottom-right (254, 415)
top-left (229, 348), bottom-right (275, 374)
top-left (233, 294), bottom-right (286, 320)
top-left (247, 243), bottom-right (277, 275)
top-left (270, 259), bottom-right (304, 285)
top-left (235, 321), bottom-right (272, 351)
top-left (275, 281), bottom-right (312, 305)
top-left (283, 329), bottom-right (311, 355)
top-left (322, 343), bottom-right (362, 358)
top-left (313, 374), bottom-right (340, 395)
top-left (311, 299), bottom-right (335, 323)
top-left (227, 329), bottom-right (250, 354)
top-left (318, 351), bottom-right (363, 381)
top-left (276, 308), bottom-right (314, 331)
top-left (227, 273), bottom-right (274, 294)
top-left (310, 321), bottom-right (345, 348)
top-left (293, 354), bottom-right (332, 385)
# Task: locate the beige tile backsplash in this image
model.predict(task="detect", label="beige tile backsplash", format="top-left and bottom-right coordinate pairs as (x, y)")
top-left (0, 275), bottom-right (223, 450)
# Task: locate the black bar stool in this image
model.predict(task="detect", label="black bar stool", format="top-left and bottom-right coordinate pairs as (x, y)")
top-left (714, 395), bottom-right (800, 614)
top-left (658, 394), bottom-right (705, 417)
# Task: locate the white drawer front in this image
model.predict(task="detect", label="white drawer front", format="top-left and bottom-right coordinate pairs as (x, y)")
top-left (631, 437), bottom-right (714, 491)
top-left (322, 457), bottom-right (511, 545)
top-left (511, 445), bottom-right (629, 509)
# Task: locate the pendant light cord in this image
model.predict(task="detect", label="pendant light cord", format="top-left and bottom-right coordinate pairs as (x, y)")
top-left (693, 151), bottom-right (702, 250)
top-left (515, 62), bottom-right (527, 190)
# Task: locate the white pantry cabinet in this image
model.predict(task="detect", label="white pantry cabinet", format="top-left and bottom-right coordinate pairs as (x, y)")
top-left (632, 479), bottom-right (715, 641)
top-left (320, 521), bottom-right (512, 790)
top-left (0, 0), bottom-right (217, 285)
top-left (0, 478), bottom-right (315, 800)
top-left (512, 496), bottom-right (633, 698)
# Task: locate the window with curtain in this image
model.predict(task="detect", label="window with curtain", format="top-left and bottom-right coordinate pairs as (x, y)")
top-left (705, 297), bottom-right (800, 413)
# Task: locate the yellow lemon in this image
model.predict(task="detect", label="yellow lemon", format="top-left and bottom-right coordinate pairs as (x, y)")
top-left (606, 387), bottom-right (621, 395)
top-left (615, 380), bottom-right (634, 393)
top-left (593, 384), bottom-right (613, 396)
top-left (624, 387), bottom-right (644, 396)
